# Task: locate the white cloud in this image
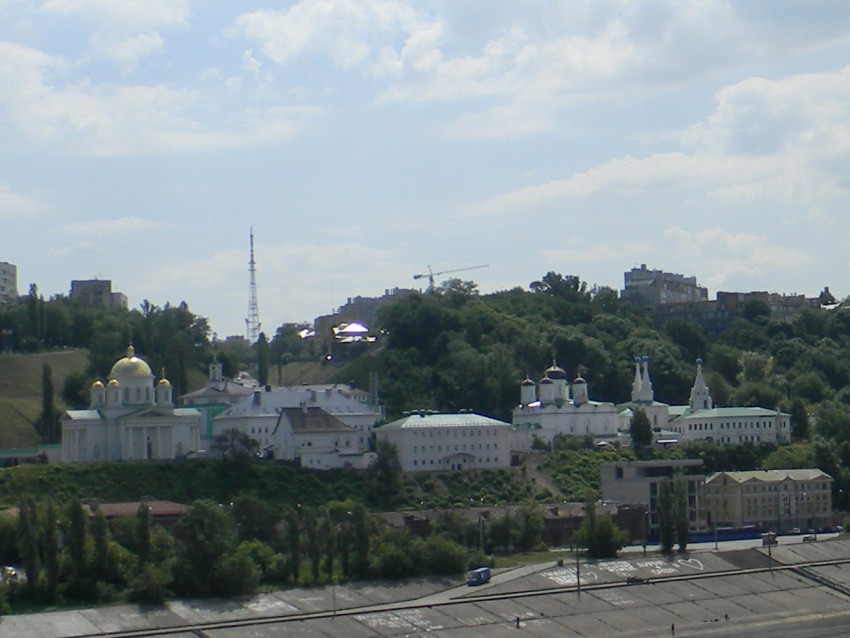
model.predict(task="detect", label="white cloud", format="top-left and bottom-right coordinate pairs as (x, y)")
top-left (683, 67), bottom-right (850, 157)
top-left (0, 183), bottom-right (47, 218)
top-left (368, 2), bottom-right (850, 138)
top-left (41, 0), bottom-right (189, 29)
top-left (232, 0), bottom-right (425, 69)
top-left (460, 62), bottom-right (850, 218)
top-left (0, 41), bottom-right (320, 155)
top-left (58, 216), bottom-right (166, 236)
top-left (41, 0), bottom-right (190, 66)
top-left (660, 227), bottom-right (812, 293)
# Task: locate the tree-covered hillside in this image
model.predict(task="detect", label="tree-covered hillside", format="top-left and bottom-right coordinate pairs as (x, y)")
top-left (335, 273), bottom-right (850, 433)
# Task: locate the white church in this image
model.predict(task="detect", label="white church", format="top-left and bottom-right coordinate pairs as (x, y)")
top-left (61, 346), bottom-right (202, 462)
top-left (511, 361), bottom-right (620, 450)
top-left (513, 356), bottom-right (790, 449)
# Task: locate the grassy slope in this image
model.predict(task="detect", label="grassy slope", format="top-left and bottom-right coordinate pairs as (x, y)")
top-left (0, 461), bottom-right (552, 511)
top-left (0, 350), bottom-right (89, 449)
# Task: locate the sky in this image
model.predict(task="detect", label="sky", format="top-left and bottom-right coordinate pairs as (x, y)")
top-left (3, 1), bottom-right (850, 339)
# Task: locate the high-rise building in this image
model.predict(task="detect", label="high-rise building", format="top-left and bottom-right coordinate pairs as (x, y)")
top-left (0, 262), bottom-right (17, 305)
top-left (621, 264), bottom-right (708, 308)
top-left (69, 279), bottom-right (128, 308)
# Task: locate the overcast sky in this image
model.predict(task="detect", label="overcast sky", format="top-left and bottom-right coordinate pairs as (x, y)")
top-left (3, 1), bottom-right (850, 338)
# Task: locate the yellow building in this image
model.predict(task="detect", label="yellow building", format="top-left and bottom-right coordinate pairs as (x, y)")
top-left (705, 469), bottom-right (833, 532)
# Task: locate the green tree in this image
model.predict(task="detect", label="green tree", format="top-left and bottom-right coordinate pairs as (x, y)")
top-left (210, 428), bottom-right (260, 464)
top-left (763, 443), bottom-right (815, 469)
top-left (319, 513), bottom-right (335, 581)
top-left (664, 319), bottom-right (708, 363)
top-left (232, 495), bottom-right (280, 544)
top-left (172, 500), bottom-right (237, 596)
top-left (488, 510), bottom-right (515, 551)
top-left (91, 509), bottom-right (111, 583)
top-left (301, 506), bottom-right (322, 584)
top-left (216, 546), bottom-right (260, 596)
top-left (673, 477), bottom-right (689, 552)
top-left (36, 363), bottom-right (60, 444)
top-left (256, 332), bottom-right (270, 386)
top-left (128, 564), bottom-right (173, 605)
top-left (417, 534), bottom-right (469, 575)
top-left (573, 497), bottom-right (628, 559)
top-left (61, 370), bottom-right (90, 409)
top-left (283, 506), bottom-right (302, 583)
top-left (350, 502), bottom-right (371, 579)
top-left (514, 504), bottom-right (544, 553)
top-left (42, 500), bottom-right (59, 602)
top-left (789, 398), bottom-right (810, 441)
top-left (135, 502), bottom-right (151, 571)
top-left (368, 440), bottom-right (401, 509)
top-left (65, 499), bottom-right (94, 599)
top-left (370, 528), bottom-right (415, 579)
top-left (17, 497), bottom-right (40, 599)
top-left (630, 408), bottom-right (653, 450)
top-left (657, 478), bottom-right (675, 554)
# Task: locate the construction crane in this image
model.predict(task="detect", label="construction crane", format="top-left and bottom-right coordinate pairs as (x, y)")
top-left (413, 264), bottom-right (489, 290)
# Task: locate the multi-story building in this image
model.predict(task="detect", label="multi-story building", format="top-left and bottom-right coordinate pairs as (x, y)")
top-left (69, 279), bottom-right (128, 309)
top-left (705, 469), bottom-right (833, 532)
top-left (670, 407), bottom-right (790, 445)
top-left (621, 264), bottom-right (708, 308)
top-left (653, 290), bottom-right (821, 336)
top-left (0, 262), bottom-right (17, 305)
top-left (212, 383), bottom-right (381, 468)
top-left (600, 459), bottom-right (707, 536)
top-left (666, 358), bottom-right (790, 444)
top-left (376, 412), bottom-right (512, 473)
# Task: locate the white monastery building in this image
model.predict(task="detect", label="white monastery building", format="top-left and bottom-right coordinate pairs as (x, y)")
top-left (513, 356), bottom-right (789, 449)
top-left (376, 412), bottom-right (512, 473)
top-left (511, 362), bottom-right (620, 450)
top-left (212, 384), bottom-right (381, 469)
top-left (61, 346), bottom-right (202, 462)
top-left (665, 358), bottom-right (790, 445)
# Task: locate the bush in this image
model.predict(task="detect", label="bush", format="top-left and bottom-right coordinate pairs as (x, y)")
top-left (128, 563), bottom-right (172, 605)
top-left (416, 535), bottom-right (468, 576)
top-left (214, 550), bottom-right (261, 597)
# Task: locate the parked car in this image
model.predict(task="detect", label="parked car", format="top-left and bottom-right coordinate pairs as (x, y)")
top-left (789, 527), bottom-right (801, 534)
top-left (626, 576), bottom-right (649, 585)
top-left (467, 567), bottom-right (491, 586)
top-left (803, 534), bottom-right (817, 543)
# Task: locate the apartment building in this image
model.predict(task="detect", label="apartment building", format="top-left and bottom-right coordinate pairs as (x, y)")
top-left (705, 469), bottom-right (833, 532)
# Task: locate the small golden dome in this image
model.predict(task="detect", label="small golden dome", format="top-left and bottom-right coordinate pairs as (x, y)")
top-left (91, 379), bottom-right (104, 388)
top-left (107, 379), bottom-right (120, 387)
top-left (158, 378), bottom-right (172, 387)
top-left (109, 344), bottom-right (153, 379)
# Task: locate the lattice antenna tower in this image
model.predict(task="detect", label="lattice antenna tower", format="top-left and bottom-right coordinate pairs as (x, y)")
top-left (245, 228), bottom-right (261, 342)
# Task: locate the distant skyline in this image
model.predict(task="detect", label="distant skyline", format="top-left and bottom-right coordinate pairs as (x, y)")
top-left (4, 2), bottom-right (850, 338)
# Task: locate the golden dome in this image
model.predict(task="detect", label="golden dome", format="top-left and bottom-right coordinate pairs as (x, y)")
top-left (91, 379), bottom-right (104, 388)
top-left (158, 378), bottom-right (172, 387)
top-left (109, 345), bottom-right (153, 379)
top-left (107, 379), bottom-right (120, 387)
